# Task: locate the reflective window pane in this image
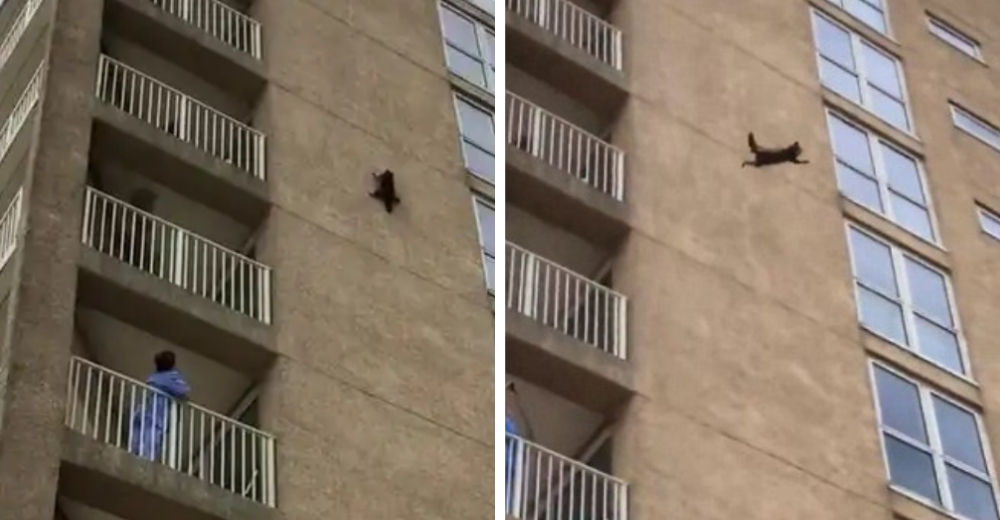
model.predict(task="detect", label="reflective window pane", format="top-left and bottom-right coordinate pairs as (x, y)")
top-left (935, 398), bottom-right (986, 472)
top-left (858, 286), bottom-right (907, 344)
top-left (462, 142), bottom-right (494, 181)
top-left (862, 44), bottom-right (902, 97)
top-left (815, 16), bottom-right (856, 69)
top-left (882, 145), bottom-right (925, 203)
top-left (952, 106), bottom-right (1000, 150)
top-left (475, 200), bottom-right (495, 256)
top-left (871, 89), bottom-right (910, 131)
top-left (838, 163), bottom-right (883, 212)
top-left (929, 17), bottom-right (980, 59)
top-left (948, 466), bottom-right (999, 520)
top-left (885, 435), bottom-right (941, 505)
top-left (440, 8), bottom-right (479, 52)
top-left (905, 259), bottom-right (952, 326)
top-left (874, 367), bottom-right (927, 442)
top-left (820, 60), bottom-right (862, 103)
top-left (914, 317), bottom-right (963, 373)
top-left (890, 194), bottom-right (934, 241)
top-left (845, 0), bottom-right (887, 33)
top-left (849, 230), bottom-right (898, 296)
top-left (979, 208), bottom-right (1000, 241)
top-left (830, 116), bottom-right (875, 174)
top-left (447, 48), bottom-right (487, 88)
top-left (456, 100), bottom-right (494, 153)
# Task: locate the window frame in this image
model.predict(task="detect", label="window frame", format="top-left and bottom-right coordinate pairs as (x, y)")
top-left (976, 205), bottom-right (1000, 243)
top-left (452, 92), bottom-right (495, 184)
top-left (438, 2), bottom-right (495, 93)
top-left (869, 360), bottom-right (1000, 519)
top-left (471, 195), bottom-right (495, 295)
top-left (826, 109), bottom-right (939, 244)
top-left (811, 10), bottom-right (915, 134)
top-left (951, 103), bottom-right (1000, 153)
top-left (826, 0), bottom-right (891, 36)
top-left (845, 223), bottom-right (969, 378)
top-left (927, 14), bottom-right (983, 62)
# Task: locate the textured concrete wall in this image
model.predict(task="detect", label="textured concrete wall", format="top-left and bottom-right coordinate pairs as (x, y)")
top-left (252, 0), bottom-right (492, 518)
top-left (606, 1), bottom-right (1000, 519)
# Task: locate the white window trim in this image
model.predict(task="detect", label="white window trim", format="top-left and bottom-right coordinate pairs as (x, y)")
top-left (826, 0), bottom-right (892, 37)
top-left (811, 10), bottom-right (916, 136)
top-left (452, 92), bottom-right (495, 184)
top-left (950, 103), bottom-right (1000, 153)
top-left (977, 206), bottom-right (1000, 242)
top-left (927, 15), bottom-right (983, 62)
top-left (471, 195), bottom-right (495, 295)
top-left (845, 223), bottom-right (971, 380)
top-left (439, 2), bottom-right (495, 94)
top-left (869, 360), bottom-right (1000, 520)
top-left (827, 109), bottom-right (940, 246)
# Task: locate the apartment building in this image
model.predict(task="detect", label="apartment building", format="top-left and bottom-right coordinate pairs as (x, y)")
top-left (0, 0), bottom-right (493, 518)
top-left (505, 1), bottom-right (1000, 520)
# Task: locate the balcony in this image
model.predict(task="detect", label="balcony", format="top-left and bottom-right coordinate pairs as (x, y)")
top-left (76, 188), bottom-right (275, 375)
top-left (61, 357), bottom-right (276, 519)
top-left (506, 93), bottom-right (628, 247)
top-left (103, 0), bottom-right (265, 100)
top-left (0, 0), bottom-right (46, 89)
top-left (505, 433), bottom-right (628, 520)
top-left (506, 243), bottom-right (632, 412)
top-left (506, 0), bottom-right (626, 116)
top-left (91, 55), bottom-right (267, 225)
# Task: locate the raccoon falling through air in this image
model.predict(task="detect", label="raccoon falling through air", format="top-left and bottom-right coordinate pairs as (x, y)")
top-left (741, 132), bottom-right (810, 168)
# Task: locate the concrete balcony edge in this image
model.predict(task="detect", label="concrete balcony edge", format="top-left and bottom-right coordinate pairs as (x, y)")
top-left (76, 247), bottom-right (276, 377)
top-left (60, 430), bottom-right (280, 520)
top-left (507, 144), bottom-right (629, 247)
top-left (506, 308), bottom-right (634, 414)
top-left (105, 0), bottom-right (266, 101)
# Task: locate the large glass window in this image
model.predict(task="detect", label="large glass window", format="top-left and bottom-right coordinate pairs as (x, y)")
top-left (872, 363), bottom-right (999, 520)
top-left (439, 3), bottom-right (494, 92)
top-left (827, 0), bottom-right (888, 34)
top-left (453, 95), bottom-right (495, 183)
top-left (847, 226), bottom-right (965, 374)
top-left (473, 196), bottom-right (495, 293)
top-left (951, 104), bottom-right (1000, 152)
top-left (812, 12), bottom-right (911, 132)
top-left (827, 112), bottom-right (935, 241)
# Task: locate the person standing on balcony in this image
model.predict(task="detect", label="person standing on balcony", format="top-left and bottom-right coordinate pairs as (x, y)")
top-left (130, 350), bottom-right (190, 462)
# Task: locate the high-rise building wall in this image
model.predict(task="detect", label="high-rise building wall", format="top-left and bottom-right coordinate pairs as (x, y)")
top-left (0, 0), bottom-right (493, 518)
top-left (506, 1), bottom-right (1000, 520)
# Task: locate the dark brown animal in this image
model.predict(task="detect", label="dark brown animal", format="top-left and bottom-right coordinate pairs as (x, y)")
top-left (742, 133), bottom-right (810, 168)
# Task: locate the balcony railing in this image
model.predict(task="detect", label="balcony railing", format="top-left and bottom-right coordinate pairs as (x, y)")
top-left (65, 357), bottom-right (277, 506)
top-left (0, 61), bottom-right (44, 164)
top-left (507, 0), bottom-right (623, 71)
top-left (506, 243), bottom-right (627, 359)
top-left (81, 188), bottom-right (272, 324)
top-left (506, 433), bottom-right (628, 520)
top-left (507, 93), bottom-right (625, 201)
top-left (95, 55), bottom-right (266, 180)
top-left (0, 188), bottom-right (22, 271)
top-left (149, 0), bottom-right (262, 59)
top-left (0, 0), bottom-right (42, 73)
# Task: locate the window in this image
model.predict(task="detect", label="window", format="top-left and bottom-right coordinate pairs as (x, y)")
top-left (846, 225), bottom-right (965, 374)
top-left (469, 0), bottom-right (494, 15)
top-left (827, 0), bottom-right (888, 34)
top-left (928, 15), bottom-right (981, 60)
top-left (871, 362), bottom-right (999, 520)
top-left (977, 206), bottom-right (1000, 242)
top-left (812, 12), bottom-right (911, 132)
top-left (439, 3), bottom-right (494, 92)
top-left (827, 111), bottom-right (936, 241)
top-left (951, 104), bottom-right (1000, 152)
top-left (453, 95), bottom-right (495, 183)
top-left (473, 196), bottom-right (495, 293)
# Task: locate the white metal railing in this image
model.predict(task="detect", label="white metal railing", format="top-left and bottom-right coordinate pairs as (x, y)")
top-left (507, 93), bottom-right (625, 201)
top-left (65, 357), bottom-right (277, 506)
top-left (81, 188), bottom-right (272, 323)
top-left (95, 55), bottom-right (266, 180)
top-left (150, 0), bottom-right (262, 59)
top-left (0, 188), bottom-right (22, 271)
top-left (506, 433), bottom-right (628, 520)
top-left (0, 61), bottom-right (45, 165)
top-left (506, 243), bottom-right (627, 359)
top-left (507, 0), bottom-right (623, 70)
top-left (0, 0), bottom-right (42, 73)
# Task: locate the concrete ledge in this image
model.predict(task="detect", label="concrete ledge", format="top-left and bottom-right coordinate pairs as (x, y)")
top-left (76, 247), bottom-right (276, 377)
top-left (104, 0), bottom-right (265, 101)
top-left (506, 309), bottom-right (634, 414)
top-left (60, 430), bottom-right (280, 520)
top-left (91, 102), bottom-right (269, 226)
top-left (506, 11), bottom-right (627, 118)
top-left (507, 144), bottom-right (629, 248)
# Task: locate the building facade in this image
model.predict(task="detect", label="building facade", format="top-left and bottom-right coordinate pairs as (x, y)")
top-left (0, 0), bottom-right (494, 518)
top-left (505, 1), bottom-right (1000, 520)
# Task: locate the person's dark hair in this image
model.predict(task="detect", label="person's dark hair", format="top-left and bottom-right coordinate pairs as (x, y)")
top-left (154, 350), bottom-right (176, 372)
